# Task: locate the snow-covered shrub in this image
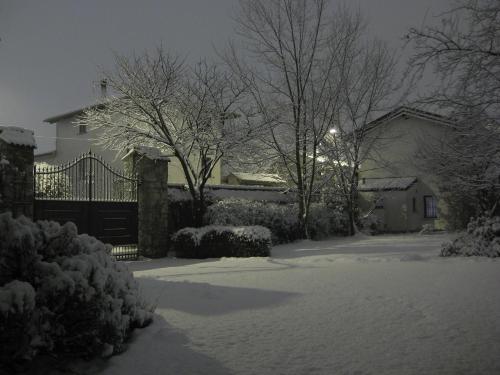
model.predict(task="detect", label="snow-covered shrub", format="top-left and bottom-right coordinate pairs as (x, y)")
top-left (419, 223), bottom-right (434, 234)
top-left (359, 212), bottom-right (383, 234)
top-left (170, 227), bottom-right (203, 258)
top-left (172, 225), bottom-right (271, 258)
top-left (204, 199), bottom-right (347, 244)
top-left (441, 215), bottom-right (500, 257)
top-left (0, 213), bottom-right (153, 372)
top-left (203, 199), bottom-right (299, 244)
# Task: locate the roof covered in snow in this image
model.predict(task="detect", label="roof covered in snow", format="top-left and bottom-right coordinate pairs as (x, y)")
top-left (358, 177), bottom-right (417, 192)
top-left (0, 126), bottom-right (36, 148)
top-left (43, 101), bottom-right (109, 123)
top-left (364, 107), bottom-right (455, 133)
top-left (121, 146), bottom-right (171, 161)
top-left (229, 172), bottom-right (285, 186)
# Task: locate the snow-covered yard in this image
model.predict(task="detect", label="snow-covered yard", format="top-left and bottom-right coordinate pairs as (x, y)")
top-left (92, 233), bottom-right (500, 375)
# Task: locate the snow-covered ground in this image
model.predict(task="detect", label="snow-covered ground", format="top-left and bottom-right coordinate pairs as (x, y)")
top-left (89, 233), bottom-right (500, 375)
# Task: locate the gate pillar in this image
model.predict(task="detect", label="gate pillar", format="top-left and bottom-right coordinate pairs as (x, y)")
top-left (0, 126), bottom-right (36, 218)
top-left (124, 147), bottom-right (170, 258)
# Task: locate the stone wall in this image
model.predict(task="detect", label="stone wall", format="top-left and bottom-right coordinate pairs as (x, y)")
top-left (0, 130), bottom-right (35, 218)
top-left (124, 149), bottom-right (170, 258)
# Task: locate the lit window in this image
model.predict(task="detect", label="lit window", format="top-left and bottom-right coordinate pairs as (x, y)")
top-left (424, 196), bottom-right (437, 218)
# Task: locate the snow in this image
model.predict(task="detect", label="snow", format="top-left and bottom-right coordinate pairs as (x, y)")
top-left (122, 146), bottom-right (170, 161)
top-left (168, 183), bottom-right (294, 203)
top-left (173, 225), bottom-right (272, 246)
top-left (229, 172), bottom-right (285, 185)
top-left (358, 176), bottom-right (417, 191)
top-left (0, 126), bottom-right (36, 148)
top-left (0, 280), bottom-right (36, 315)
top-left (80, 233), bottom-right (500, 375)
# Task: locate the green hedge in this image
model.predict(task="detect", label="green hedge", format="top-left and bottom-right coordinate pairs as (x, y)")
top-left (172, 226), bottom-right (271, 258)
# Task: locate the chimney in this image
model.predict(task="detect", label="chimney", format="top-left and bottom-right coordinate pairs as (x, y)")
top-left (100, 79), bottom-right (108, 98)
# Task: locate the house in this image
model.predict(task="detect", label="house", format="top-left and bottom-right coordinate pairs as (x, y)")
top-left (37, 101), bottom-right (222, 185)
top-left (358, 106), bottom-right (455, 232)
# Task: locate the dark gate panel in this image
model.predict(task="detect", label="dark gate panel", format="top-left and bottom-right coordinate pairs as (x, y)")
top-left (34, 200), bottom-right (90, 233)
top-left (88, 202), bottom-right (138, 245)
top-left (34, 152), bottom-right (139, 259)
top-left (33, 200), bottom-right (138, 246)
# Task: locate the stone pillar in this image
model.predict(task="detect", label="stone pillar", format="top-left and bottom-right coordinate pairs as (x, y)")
top-left (0, 126), bottom-right (36, 218)
top-left (123, 147), bottom-right (170, 258)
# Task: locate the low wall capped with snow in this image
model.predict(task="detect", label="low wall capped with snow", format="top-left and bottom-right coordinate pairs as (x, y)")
top-left (0, 126), bottom-right (36, 148)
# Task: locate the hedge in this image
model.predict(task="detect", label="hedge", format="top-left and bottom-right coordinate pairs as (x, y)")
top-left (204, 199), bottom-right (348, 244)
top-left (172, 225), bottom-right (271, 258)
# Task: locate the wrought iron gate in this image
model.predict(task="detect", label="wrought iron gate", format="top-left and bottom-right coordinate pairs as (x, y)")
top-left (34, 151), bottom-right (138, 259)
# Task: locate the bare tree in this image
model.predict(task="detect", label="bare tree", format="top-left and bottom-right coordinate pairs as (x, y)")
top-left (407, 0), bottom-right (500, 225)
top-left (228, 0), bottom-right (354, 238)
top-left (321, 27), bottom-right (398, 235)
top-left (79, 49), bottom-right (251, 225)
top-left (407, 0), bottom-right (499, 124)
top-left (229, 1), bottom-right (397, 236)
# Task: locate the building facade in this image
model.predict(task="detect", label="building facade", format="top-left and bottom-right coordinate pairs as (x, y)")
top-left (358, 107), bottom-right (454, 232)
top-left (37, 104), bottom-right (222, 185)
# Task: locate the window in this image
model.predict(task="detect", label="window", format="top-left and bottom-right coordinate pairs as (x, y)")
top-left (374, 196), bottom-right (384, 209)
top-left (79, 124), bottom-right (87, 134)
top-left (424, 195), bottom-right (437, 218)
top-left (412, 197), bottom-right (417, 213)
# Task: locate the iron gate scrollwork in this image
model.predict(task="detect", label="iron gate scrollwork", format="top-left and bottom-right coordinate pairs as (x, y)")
top-left (34, 151), bottom-right (138, 257)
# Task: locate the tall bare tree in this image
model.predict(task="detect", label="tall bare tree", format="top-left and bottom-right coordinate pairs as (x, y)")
top-left (79, 49), bottom-right (251, 225)
top-left (321, 27), bottom-right (398, 234)
top-left (228, 0), bottom-right (351, 237)
top-left (407, 0), bottom-right (500, 226)
top-left (229, 1), bottom-right (397, 236)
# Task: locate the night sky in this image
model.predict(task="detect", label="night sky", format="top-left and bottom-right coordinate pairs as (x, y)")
top-left (0, 0), bottom-right (449, 154)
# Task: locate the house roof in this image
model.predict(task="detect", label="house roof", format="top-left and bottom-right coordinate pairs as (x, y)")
top-left (0, 126), bottom-right (37, 148)
top-left (229, 172), bottom-right (285, 185)
top-left (43, 102), bottom-right (107, 124)
top-left (358, 176), bottom-right (417, 192)
top-left (364, 106), bottom-right (455, 133)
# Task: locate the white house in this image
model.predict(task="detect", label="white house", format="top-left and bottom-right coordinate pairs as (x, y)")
top-left (37, 101), bottom-right (222, 185)
top-left (358, 106), bottom-right (455, 232)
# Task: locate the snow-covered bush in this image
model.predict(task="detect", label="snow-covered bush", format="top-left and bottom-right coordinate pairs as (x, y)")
top-left (204, 199), bottom-right (347, 244)
top-left (172, 225), bottom-right (271, 258)
top-left (358, 212), bottom-right (383, 234)
top-left (419, 224), bottom-right (434, 234)
top-left (441, 215), bottom-right (500, 257)
top-left (203, 199), bottom-right (299, 244)
top-left (0, 213), bottom-right (153, 372)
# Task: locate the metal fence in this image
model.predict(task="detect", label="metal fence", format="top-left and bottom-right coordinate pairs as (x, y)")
top-left (34, 151), bottom-right (137, 201)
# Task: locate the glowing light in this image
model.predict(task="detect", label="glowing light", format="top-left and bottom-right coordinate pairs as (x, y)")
top-left (329, 128), bottom-right (337, 134)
